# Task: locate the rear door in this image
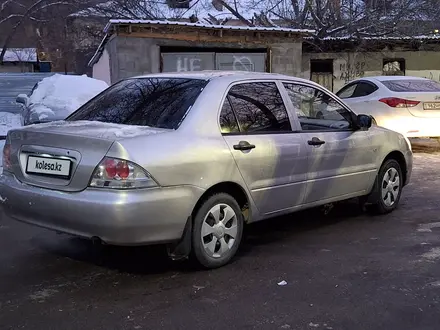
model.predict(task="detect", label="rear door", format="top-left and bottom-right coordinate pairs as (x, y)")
top-left (282, 82), bottom-right (377, 204)
top-left (379, 79), bottom-right (440, 118)
top-left (220, 81), bottom-right (309, 216)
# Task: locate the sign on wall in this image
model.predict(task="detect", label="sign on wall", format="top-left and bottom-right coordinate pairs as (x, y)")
top-left (161, 52), bottom-right (267, 72)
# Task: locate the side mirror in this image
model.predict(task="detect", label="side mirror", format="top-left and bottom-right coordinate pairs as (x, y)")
top-left (16, 94), bottom-right (28, 106)
top-left (357, 114), bottom-right (372, 130)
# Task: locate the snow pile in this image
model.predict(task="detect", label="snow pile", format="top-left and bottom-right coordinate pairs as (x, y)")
top-left (0, 112), bottom-right (21, 137)
top-left (28, 74), bottom-right (108, 120)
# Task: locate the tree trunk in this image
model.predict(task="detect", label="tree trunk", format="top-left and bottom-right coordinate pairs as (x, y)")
top-left (0, 20), bottom-right (23, 64)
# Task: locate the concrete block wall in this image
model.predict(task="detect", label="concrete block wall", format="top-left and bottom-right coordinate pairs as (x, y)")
top-left (303, 50), bottom-right (440, 92)
top-left (270, 42), bottom-right (303, 77)
top-left (106, 35), bottom-right (303, 83)
top-left (112, 37), bottom-right (159, 82)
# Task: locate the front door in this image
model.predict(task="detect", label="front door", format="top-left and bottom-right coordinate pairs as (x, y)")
top-left (282, 82), bottom-right (377, 204)
top-left (219, 81), bottom-right (309, 215)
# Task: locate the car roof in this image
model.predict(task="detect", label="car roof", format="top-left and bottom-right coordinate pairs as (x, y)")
top-left (131, 70), bottom-right (318, 85)
top-left (358, 76), bottom-right (430, 83)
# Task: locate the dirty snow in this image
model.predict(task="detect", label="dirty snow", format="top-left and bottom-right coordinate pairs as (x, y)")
top-left (417, 222), bottom-right (440, 233)
top-left (28, 74), bottom-right (108, 121)
top-left (421, 247), bottom-right (440, 262)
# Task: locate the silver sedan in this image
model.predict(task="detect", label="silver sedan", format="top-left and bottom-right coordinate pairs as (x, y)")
top-left (0, 71), bottom-right (413, 268)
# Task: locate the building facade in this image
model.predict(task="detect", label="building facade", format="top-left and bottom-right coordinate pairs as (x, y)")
top-left (89, 20), bottom-right (313, 85)
top-left (303, 37), bottom-right (440, 92)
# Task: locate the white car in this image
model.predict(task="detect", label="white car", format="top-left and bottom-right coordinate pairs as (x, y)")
top-left (336, 76), bottom-right (440, 139)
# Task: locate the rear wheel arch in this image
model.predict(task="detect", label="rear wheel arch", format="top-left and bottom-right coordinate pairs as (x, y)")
top-left (167, 182), bottom-right (251, 262)
top-left (192, 181), bottom-right (251, 223)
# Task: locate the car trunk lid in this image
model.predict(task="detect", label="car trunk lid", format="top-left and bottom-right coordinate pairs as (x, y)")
top-left (380, 79), bottom-right (440, 118)
top-left (7, 120), bottom-right (168, 192)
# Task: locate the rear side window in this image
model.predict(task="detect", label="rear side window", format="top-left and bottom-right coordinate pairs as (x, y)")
top-left (67, 78), bottom-right (208, 129)
top-left (219, 98), bottom-right (240, 134)
top-left (382, 79), bottom-right (440, 92)
top-left (337, 82), bottom-right (378, 99)
top-left (336, 84), bottom-right (357, 99)
top-left (223, 82), bottom-right (292, 133)
top-left (354, 82), bottom-right (378, 97)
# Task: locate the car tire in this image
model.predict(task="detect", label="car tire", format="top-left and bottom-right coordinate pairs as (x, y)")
top-left (367, 159), bottom-right (403, 215)
top-left (191, 193), bottom-right (244, 269)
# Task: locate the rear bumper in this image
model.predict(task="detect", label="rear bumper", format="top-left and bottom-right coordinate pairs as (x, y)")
top-left (0, 172), bottom-right (204, 245)
top-left (374, 114), bottom-right (440, 138)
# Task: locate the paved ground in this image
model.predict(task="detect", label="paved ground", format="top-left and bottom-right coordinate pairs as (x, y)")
top-left (1, 142), bottom-right (440, 330)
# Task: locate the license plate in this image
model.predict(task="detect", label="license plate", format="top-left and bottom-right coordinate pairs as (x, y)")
top-left (26, 155), bottom-right (71, 178)
top-left (423, 102), bottom-right (440, 110)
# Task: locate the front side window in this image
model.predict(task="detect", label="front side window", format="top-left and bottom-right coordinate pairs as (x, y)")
top-left (67, 78), bottom-right (208, 130)
top-left (283, 83), bottom-right (353, 131)
top-left (224, 82), bottom-right (292, 133)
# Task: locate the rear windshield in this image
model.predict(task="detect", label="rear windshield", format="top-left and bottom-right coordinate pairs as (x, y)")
top-left (382, 79), bottom-right (440, 92)
top-left (67, 78), bottom-right (208, 129)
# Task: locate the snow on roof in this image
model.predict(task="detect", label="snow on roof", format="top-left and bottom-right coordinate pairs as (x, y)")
top-left (104, 19), bottom-right (314, 34)
top-left (28, 74), bottom-right (109, 122)
top-left (310, 35), bottom-right (440, 41)
top-left (1, 48), bottom-right (37, 62)
top-left (89, 18), bottom-right (313, 67)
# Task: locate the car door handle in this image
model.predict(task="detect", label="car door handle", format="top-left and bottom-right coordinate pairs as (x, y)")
top-left (308, 137), bottom-right (325, 146)
top-left (233, 141), bottom-right (256, 151)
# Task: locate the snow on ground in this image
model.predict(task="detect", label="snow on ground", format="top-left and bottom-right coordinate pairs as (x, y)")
top-left (28, 74), bottom-right (108, 121)
top-left (0, 112), bottom-right (21, 137)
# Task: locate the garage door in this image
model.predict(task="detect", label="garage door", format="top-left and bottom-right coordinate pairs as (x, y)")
top-left (161, 52), bottom-right (266, 73)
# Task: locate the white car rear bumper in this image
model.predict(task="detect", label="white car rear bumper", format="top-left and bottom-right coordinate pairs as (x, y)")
top-left (373, 115), bottom-right (440, 138)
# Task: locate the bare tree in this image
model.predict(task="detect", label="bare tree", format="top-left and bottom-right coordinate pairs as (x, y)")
top-left (0, 0), bottom-right (95, 63)
top-left (238, 0), bottom-right (439, 39)
top-left (72, 0), bottom-right (440, 39)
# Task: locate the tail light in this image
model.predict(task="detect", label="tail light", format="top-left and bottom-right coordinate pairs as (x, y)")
top-left (89, 157), bottom-right (158, 189)
top-left (379, 97), bottom-right (420, 108)
top-left (2, 141), bottom-right (11, 172)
